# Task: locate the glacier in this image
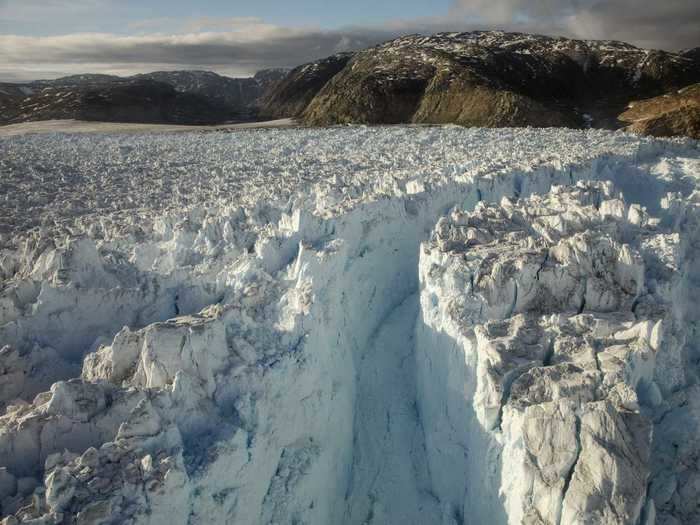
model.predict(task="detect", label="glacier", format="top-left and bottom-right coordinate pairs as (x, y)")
top-left (0, 127), bottom-right (699, 524)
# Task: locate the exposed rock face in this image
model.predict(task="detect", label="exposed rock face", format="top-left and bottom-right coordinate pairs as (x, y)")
top-left (252, 69), bottom-right (290, 91)
top-left (134, 70), bottom-right (288, 119)
top-left (262, 31), bottom-right (700, 133)
top-left (256, 53), bottom-right (353, 119)
top-left (680, 47), bottom-right (700, 64)
top-left (0, 70), bottom-right (289, 125)
top-left (0, 80), bottom-right (231, 125)
top-left (0, 85), bottom-right (36, 108)
top-left (620, 83), bottom-right (700, 139)
top-left (0, 127), bottom-right (699, 524)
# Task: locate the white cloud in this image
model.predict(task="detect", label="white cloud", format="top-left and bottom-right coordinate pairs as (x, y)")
top-left (452, 0), bottom-right (700, 50)
top-left (0, 0), bottom-right (111, 21)
top-left (0, 23), bottom-right (395, 81)
top-left (0, 4), bottom-right (697, 82)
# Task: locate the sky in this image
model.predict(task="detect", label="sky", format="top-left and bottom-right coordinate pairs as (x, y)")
top-left (1, 0), bottom-right (698, 81)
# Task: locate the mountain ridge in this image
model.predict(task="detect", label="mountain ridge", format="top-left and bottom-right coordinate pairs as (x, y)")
top-left (261, 30), bottom-right (700, 135)
top-left (1, 31), bottom-right (699, 135)
top-left (0, 69), bottom-right (288, 125)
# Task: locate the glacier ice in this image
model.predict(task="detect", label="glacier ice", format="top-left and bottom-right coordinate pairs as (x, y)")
top-left (415, 181), bottom-right (691, 524)
top-left (0, 127), bottom-right (699, 524)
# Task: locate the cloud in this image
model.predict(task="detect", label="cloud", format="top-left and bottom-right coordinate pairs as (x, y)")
top-left (452, 0), bottom-right (700, 50)
top-left (1, 3), bottom-right (697, 82)
top-left (0, 23), bottom-right (403, 81)
top-left (0, 0), bottom-right (111, 24)
top-left (125, 16), bottom-right (280, 34)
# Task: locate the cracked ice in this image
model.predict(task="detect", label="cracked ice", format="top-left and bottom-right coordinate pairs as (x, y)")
top-left (0, 126), bottom-right (699, 524)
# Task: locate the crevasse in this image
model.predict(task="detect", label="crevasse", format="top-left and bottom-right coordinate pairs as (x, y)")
top-left (0, 128), bottom-right (698, 524)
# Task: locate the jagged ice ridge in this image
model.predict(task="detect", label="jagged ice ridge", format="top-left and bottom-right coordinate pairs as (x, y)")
top-left (0, 127), bottom-right (699, 524)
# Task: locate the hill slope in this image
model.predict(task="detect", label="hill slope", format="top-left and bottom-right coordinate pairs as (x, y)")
top-left (257, 53), bottom-right (353, 119)
top-left (620, 83), bottom-right (700, 139)
top-left (0, 69), bottom-right (288, 125)
top-left (261, 31), bottom-right (700, 133)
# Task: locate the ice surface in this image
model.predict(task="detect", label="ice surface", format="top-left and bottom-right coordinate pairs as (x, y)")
top-left (415, 181), bottom-right (694, 524)
top-left (0, 126), bottom-right (698, 524)
top-left (0, 119), bottom-right (295, 138)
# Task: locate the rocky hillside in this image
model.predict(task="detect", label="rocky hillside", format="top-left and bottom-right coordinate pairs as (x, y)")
top-left (620, 83), bottom-right (700, 139)
top-left (134, 70), bottom-right (287, 118)
top-left (0, 79), bottom-right (230, 125)
top-left (0, 69), bottom-right (288, 125)
top-left (260, 31), bottom-right (700, 132)
top-left (681, 47), bottom-right (700, 62)
top-left (256, 53), bottom-right (353, 119)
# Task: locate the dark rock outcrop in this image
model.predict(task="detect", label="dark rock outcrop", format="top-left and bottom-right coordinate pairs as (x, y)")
top-left (0, 85), bottom-right (31, 108)
top-left (680, 47), bottom-right (700, 64)
top-left (257, 53), bottom-right (354, 119)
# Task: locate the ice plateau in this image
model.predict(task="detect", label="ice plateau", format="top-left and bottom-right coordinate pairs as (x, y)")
top-left (0, 126), bottom-right (699, 525)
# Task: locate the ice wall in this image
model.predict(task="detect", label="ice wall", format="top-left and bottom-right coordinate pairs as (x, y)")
top-left (415, 181), bottom-right (700, 525)
top-left (0, 127), bottom-right (698, 524)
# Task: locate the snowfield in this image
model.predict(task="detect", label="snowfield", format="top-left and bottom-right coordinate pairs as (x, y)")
top-left (0, 119), bottom-right (295, 139)
top-left (0, 126), bottom-right (699, 525)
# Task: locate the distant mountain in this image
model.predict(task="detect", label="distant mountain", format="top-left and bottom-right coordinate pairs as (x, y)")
top-left (0, 79), bottom-right (228, 125)
top-left (0, 84), bottom-right (33, 107)
top-left (0, 69), bottom-right (288, 125)
top-left (134, 70), bottom-right (288, 118)
top-left (680, 47), bottom-right (700, 63)
top-left (2, 33), bottom-right (698, 135)
top-left (35, 74), bottom-right (123, 86)
top-left (260, 31), bottom-right (700, 135)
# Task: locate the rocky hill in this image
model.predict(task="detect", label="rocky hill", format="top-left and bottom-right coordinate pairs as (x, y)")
top-left (257, 53), bottom-right (353, 119)
top-left (0, 79), bottom-right (231, 125)
top-left (620, 83), bottom-right (700, 139)
top-left (0, 69), bottom-right (288, 125)
top-left (134, 70), bottom-right (287, 118)
top-left (260, 31), bottom-right (700, 133)
top-left (681, 47), bottom-right (700, 63)
top-left (2, 32), bottom-right (698, 134)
